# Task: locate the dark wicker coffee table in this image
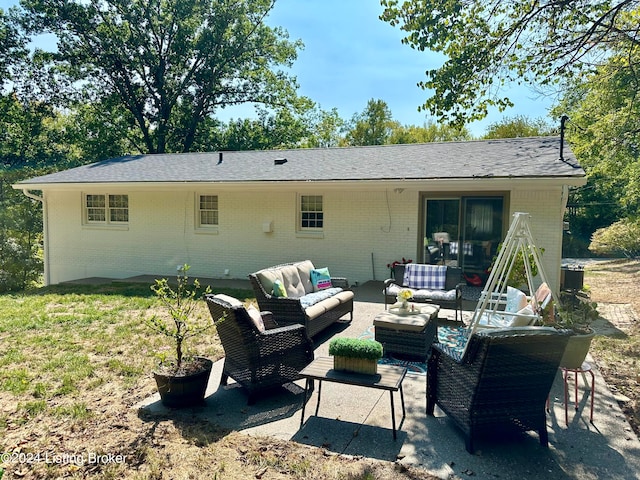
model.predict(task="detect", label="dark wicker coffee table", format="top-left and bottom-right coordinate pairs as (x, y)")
top-left (374, 305), bottom-right (440, 360)
top-left (299, 357), bottom-right (407, 439)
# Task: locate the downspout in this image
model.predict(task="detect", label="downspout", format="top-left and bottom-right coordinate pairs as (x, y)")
top-left (21, 189), bottom-right (50, 286)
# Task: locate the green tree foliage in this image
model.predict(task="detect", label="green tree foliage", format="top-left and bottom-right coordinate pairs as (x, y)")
top-left (557, 50), bottom-right (640, 218)
top-left (589, 217), bottom-right (640, 258)
top-left (218, 105), bottom-right (313, 151)
top-left (482, 115), bottom-right (555, 139)
top-left (380, 1), bottom-right (640, 126)
top-left (388, 120), bottom-right (471, 144)
top-left (187, 99), bottom-right (340, 151)
top-left (553, 40), bottom-right (640, 255)
top-left (0, 94), bottom-right (74, 168)
top-left (343, 99), bottom-right (394, 146)
top-left (0, 7), bottom-right (27, 85)
top-left (300, 106), bottom-right (345, 148)
top-left (19, 0), bottom-right (302, 154)
top-left (0, 168), bottom-right (44, 291)
top-left (60, 97), bottom-right (140, 162)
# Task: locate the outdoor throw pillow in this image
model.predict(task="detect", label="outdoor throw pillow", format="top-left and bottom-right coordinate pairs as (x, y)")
top-left (403, 264), bottom-right (446, 290)
top-left (506, 286), bottom-right (528, 313)
top-left (512, 305), bottom-right (536, 327)
top-left (272, 279), bottom-right (287, 297)
top-left (310, 267), bottom-right (332, 292)
top-left (532, 282), bottom-right (552, 309)
top-left (247, 305), bottom-right (265, 333)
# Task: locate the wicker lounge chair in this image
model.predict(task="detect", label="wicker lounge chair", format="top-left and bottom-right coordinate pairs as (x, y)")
top-left (427, 326), bottom-right (569, 453)
top-left (205, 293), bottom-right (314, 405)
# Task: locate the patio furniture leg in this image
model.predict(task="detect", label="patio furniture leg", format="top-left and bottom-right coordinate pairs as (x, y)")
top-left (562, 363), bottom-right (596, 426)
top-left (390, 390), bottom-right (397, 440)
top-left (300, 378), bottom-right (312, 427)
top-left (315, 380), bottom-right (323, 416)
top-left (564, 368), bottom-right (569, 426)
top-left (465, 435), bottom-right (474, 454)
top-left (574, 370), bottom-right (578, 411)
top-left (388, 386), bottom-right (406, 440)
top-left (589, 369), bottom-right (595, 423)
top-left (539, 421), bottom-right (549, 447)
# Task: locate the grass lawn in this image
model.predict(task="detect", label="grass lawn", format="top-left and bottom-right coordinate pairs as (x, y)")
top-left (0, 282), bottom-right (437, 480)
top-left (584, 259), bottom-right (640, 437)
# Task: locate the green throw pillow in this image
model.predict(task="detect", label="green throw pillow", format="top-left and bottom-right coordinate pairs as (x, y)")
top-left (272, 279), bottom-right (287, 298)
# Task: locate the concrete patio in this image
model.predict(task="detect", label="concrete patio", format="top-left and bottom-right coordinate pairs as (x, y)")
top-left (136, 279), bottom-right (640, 480)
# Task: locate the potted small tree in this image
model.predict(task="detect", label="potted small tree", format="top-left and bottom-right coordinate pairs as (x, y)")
top-left (148, 264), bottom-right (214, 407)
top-left (329, 337), bottom-right (383, 375)
top-left (545, 290), bottom-right (599, 369)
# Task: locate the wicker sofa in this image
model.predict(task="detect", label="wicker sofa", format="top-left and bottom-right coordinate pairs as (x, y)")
top-left (427, 326), bottom-right (570, 453)
top-left (383, 263), bottom-right (464, 321)
top-left (249, 260), bottom-right (354, 338)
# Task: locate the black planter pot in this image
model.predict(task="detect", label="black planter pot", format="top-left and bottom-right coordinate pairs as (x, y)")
top-left (153, 356), bottom-right (213, 408)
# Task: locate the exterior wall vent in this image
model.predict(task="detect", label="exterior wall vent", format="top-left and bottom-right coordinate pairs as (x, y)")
top-left (274, 158), bottom-right (287, 165)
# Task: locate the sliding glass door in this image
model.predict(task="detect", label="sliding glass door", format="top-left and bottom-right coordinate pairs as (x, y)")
top-left (424, 196), bottom-right (505, 284)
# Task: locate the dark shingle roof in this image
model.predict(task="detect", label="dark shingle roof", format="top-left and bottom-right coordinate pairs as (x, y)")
top-left (18, 137), bottom-right (584, 186)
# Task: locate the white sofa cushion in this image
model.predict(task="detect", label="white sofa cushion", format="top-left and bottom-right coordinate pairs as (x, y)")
top-left (294, 260), bottom-right (315, 294)
top-left (385, 283), bottom-right (456, 302)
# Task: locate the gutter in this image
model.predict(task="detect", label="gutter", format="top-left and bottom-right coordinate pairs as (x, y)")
top-left (20, 189), bottom-right (50, 286)
top-left (15, 174), bottom-right (587, 191)
top-left (22, 189), bottom-right (43, 202)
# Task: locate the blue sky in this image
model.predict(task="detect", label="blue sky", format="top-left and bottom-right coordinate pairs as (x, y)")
top-left (260, 0), bottom-right (556, 137)
top-left (1, 0), bottom-right (556, 137)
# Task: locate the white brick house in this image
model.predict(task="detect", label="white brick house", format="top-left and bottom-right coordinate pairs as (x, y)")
top-left (15, 137), bottom-right (586, 292)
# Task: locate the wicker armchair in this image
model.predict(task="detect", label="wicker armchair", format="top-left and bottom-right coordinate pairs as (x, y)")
top-left (427, 327), bottom-right (569, 453)
top-left (205, 293), bottom-right (314, 405)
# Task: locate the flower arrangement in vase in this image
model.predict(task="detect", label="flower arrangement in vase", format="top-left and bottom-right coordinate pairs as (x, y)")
top-left (396, 288), bottom-right (413, 311)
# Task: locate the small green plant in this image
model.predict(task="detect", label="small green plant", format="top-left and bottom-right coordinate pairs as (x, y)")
top-left (147, 264), bottom-right (212, 373)
top-left (19, 399), bottom-right (47, 417)
top-left (545, 290), bottom-right (599, 334)
top-left (328, 338), bottom-right (383, 360)
top-left (52, 401), bottom-right (92, 420)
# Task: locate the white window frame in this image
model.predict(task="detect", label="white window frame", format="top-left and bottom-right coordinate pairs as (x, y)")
top-left (83, 193), bottom-right (129, 227)
top-left (195, 193), bottom-right (219, 233)
top-left (297, 194), bottom-right (324, 237)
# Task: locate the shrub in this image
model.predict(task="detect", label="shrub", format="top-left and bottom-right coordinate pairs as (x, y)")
top-left (328, 338), bottom-right (383, 360)
top-left (589, 217), bottom-right (640, 258)
top-left (0, 234), bottom-right (42, 292)
top-left (0, 168), bottom-right (45, 292)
